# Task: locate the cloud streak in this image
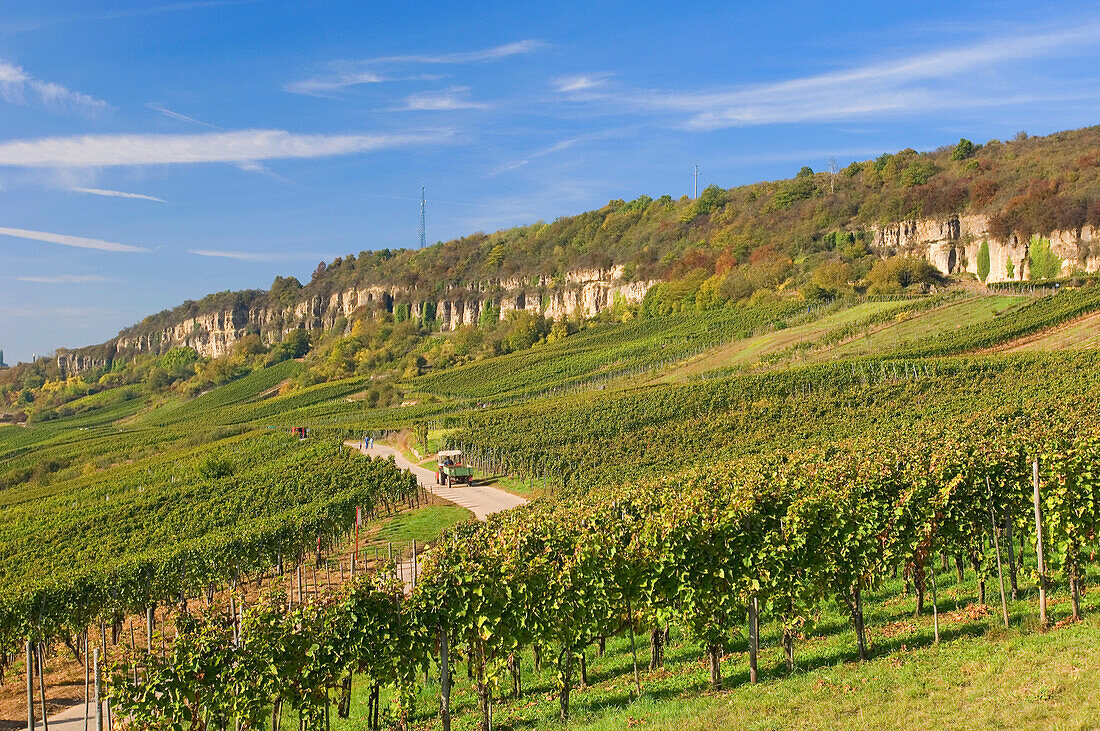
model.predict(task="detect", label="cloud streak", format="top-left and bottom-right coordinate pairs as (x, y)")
top-left (72, 187), bottom-right (166, 202)
top-left (285, 40), bottom-right (545, 94)
top-left (2, 1), bottom-right (261, 34)
top-left (147, 103), bottom-right (217, 127)
top-left (284, 70), bottom-right (389, 95)
top-left (0, 129), bottom-right (444, 168)
top-left (0, 226), bottom-right (149, 253)
top-left (188, 249), bottom-right (323, 262)
top-left (559, 22), bottom-right (1100, 129)
top-left (368, 39), bottom-right (546, 65)
top-left (553, 73), bottom-right (613, 93)
top-left (18, 274), bottom-right (115, 284)
top-left (0, 60), bottom-right (111, 118)
top-left (395, 87), bottom-right (489, 111)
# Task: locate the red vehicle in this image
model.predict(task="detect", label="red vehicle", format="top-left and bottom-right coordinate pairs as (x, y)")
top-left (290, 426), bottom-right (309, 438)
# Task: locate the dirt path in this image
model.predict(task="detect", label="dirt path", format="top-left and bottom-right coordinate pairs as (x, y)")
top-left (343, 441), bottom-right (527, 520)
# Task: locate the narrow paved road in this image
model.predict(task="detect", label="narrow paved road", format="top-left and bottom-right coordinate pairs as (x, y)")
top-left (344, 441), bottom-right (527, 520)
top-left (39, 699), bottom-right (104, 730)
top-left (41, 443), bottom-right (527, 729)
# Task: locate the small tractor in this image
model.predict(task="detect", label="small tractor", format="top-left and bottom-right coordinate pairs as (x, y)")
top-left (290, 426), bottom-right (309, 439)
top-left (436, 449), bottom-right (473, 487)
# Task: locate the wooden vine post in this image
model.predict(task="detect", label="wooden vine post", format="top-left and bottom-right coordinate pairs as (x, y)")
top-left (37, 644), bottom-right (48, 731)
top-left (989, 504), bottom-right (1009, 629)
top-left (439, 630), bottom-right (451, 731)
top-left (626, 600), bottom-right (641, 698)
top-left (929, 556), bottom-right (940, 644)
top-left (94, 648), bottom-right (103, 731)
top-left (146, 606), bottom-right (154, 651)
top-left (84, 633), bottom-right (90, 731)
top-left (26, 640), bottom-right (34, 731)
top-left (1005, 511), bottom-right (1019, 599)
top-left (1032, 458), bottom-right (1048, 628)
top-left (748, 596), bottom-right (759, 684)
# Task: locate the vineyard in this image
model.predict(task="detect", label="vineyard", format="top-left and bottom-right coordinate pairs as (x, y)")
top-left (3, 286), bottom-right (1100, 727)
top-left (408, 302), bottom-right (805, 401)
top-left (0, 433), bottom-right (417, 676)
top-left (104, 410), bottom-right (1100, 729)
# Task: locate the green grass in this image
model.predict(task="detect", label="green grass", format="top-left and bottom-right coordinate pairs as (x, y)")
top-left (373, 505), bottom-right (473, 543)
top-left (816, 295), bottom-right (1022, 359)
top-left (331, 566), bottom-right (1100, 731)
top-left (1001, 310), bottom-right (1100, 352)
top-left (659, 300), bottom-right (904, 379)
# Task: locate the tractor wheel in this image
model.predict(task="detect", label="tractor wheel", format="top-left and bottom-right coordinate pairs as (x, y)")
top-left (447, 476), bottom-right (453, 488)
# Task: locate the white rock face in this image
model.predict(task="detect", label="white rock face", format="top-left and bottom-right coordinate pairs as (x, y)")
top-left (873, 214), bottom-right (1099, 283)
top-left (77, 268), bottom-right (658, 367)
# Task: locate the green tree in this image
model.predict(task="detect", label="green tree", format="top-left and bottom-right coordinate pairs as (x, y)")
top-left (901, 158), bottom-right (938, 186)
top-left (977, 241), bottom-right (991, 282)
top-left (951, 138), bottom-right (975, 161)
top-left (485, 244), bottom-right (506, 268)
top-left (1027, 235), bottom-right (1062, 280)
top-left (769, 177), bottom-right (816, 210)
top-left (867, 256), bottom-right (943, 293)
top-left (811, 259), bottom-right (853, 296)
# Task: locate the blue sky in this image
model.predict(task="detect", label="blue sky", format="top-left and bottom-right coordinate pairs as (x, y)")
top-left (1, 0), bottom-right (1099, 363)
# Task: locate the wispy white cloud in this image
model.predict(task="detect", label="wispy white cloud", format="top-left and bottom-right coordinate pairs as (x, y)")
top-left (395, 87), bottom-right (489, 112)
top-left (487, 130), bottom-right (629, 177)
top-left (0, 129), bottom-right (445, 168)
top-left (370, 39), bottom-right (546, 65)
top-left (8, 306), bottom-right (109, 318)
top-left (563, 22), bottom-right (1100, 129)
top-left (285, 40), bottom-right (545, 95)
top-left (487, 159), bottom-right (529, 176)
top-left (0, 226), bottom-right (149, 253)
top-left (18, 274), bottom-right (115, 284)
top-left (72, 187), bottom-right (166, 202)
top-left (147, 103), bottom-right (217, 127)
top-left (284, 70), bottom-right (389, 95)
top-left (0, 60), bottom-right (111, 118)
top-left (2, 1), bottom-right (261, 34)
top-left (187, 249), bottom-right (322, 262)
top-left (553, 73), bottom-right (613, 93)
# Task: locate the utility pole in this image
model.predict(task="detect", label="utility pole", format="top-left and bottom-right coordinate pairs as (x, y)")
top-left (418, 185), bottom-right (426, 249)
top-left (829, 156), bottom-right (838, 194)
top-left (692, 165), bottom-right (701, 199)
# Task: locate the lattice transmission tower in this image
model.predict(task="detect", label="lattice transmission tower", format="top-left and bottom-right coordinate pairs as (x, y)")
top-left (418, 185), bottom-right (426, 249)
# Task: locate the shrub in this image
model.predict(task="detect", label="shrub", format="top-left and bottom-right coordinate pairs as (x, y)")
top-left (198, 455), bottom-right (235, 479)
top-left (867, 256), bottom-right (944, 293)
top-left (1027, 236), bottom-right (1062, 280)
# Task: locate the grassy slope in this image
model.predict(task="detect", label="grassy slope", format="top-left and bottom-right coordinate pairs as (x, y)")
top-left (372, 505), bottom-right (472, 543)
top-left (816, 295), bottom-right (1025, 360)
top-left (657, 300), bottom-right (904, 380)
top-left (999, 310), bottom-right (1100, 352)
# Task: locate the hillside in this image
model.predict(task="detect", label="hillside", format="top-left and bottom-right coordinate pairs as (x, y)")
top-left (1, 126), bottom-right (1100, 730)
top-left (3, 125), bottom-right (1099, 427)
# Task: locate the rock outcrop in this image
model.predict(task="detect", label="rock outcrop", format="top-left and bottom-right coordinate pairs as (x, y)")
top-left (61, 267), bottom-right (656, 371)
top-left (873, 214), bottom-right (1100, 283)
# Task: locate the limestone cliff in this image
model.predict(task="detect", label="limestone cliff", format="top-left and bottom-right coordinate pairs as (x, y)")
top-left (58, 266), bottom-right (655, 372)
top-left (873, 214), bottom-right (1100, 283)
